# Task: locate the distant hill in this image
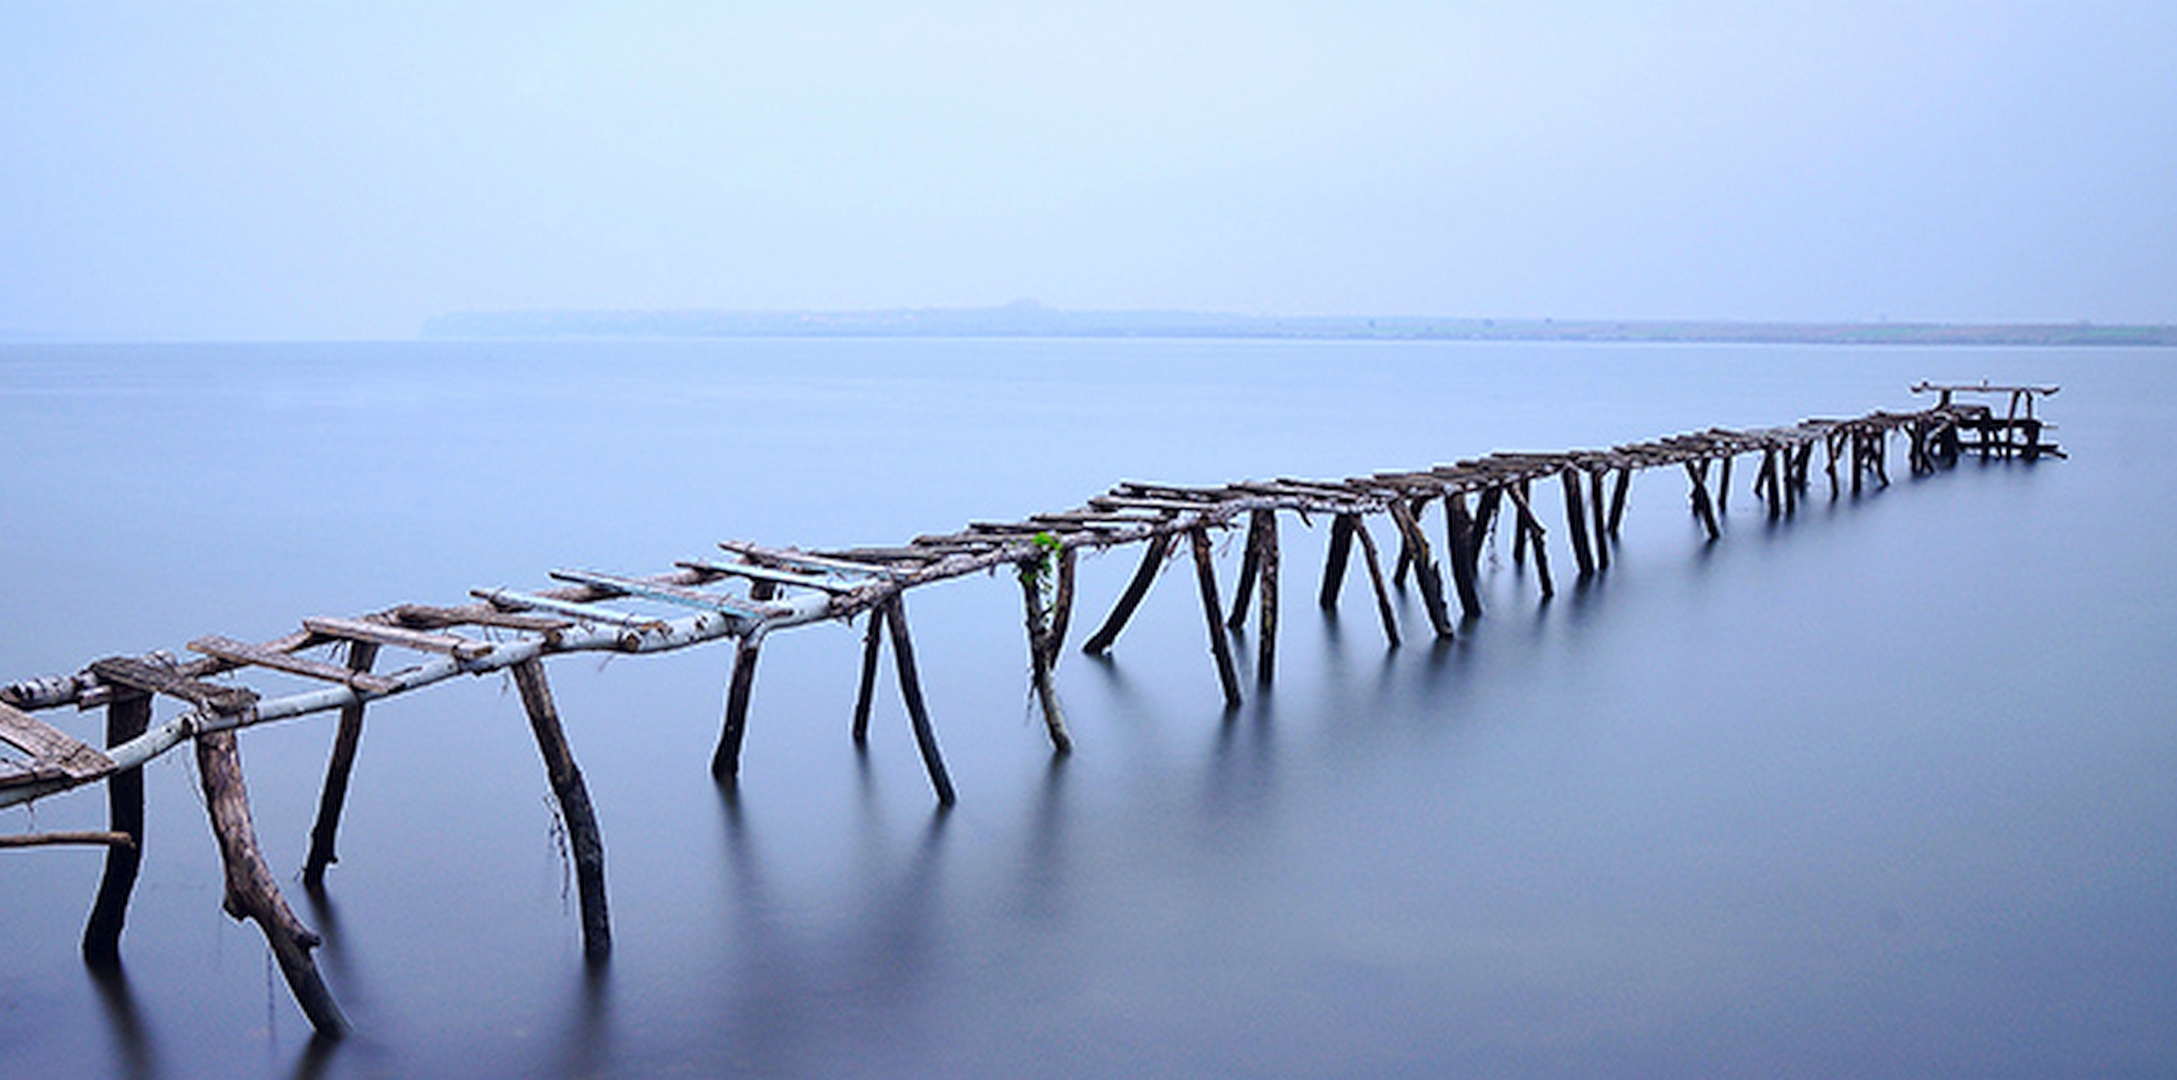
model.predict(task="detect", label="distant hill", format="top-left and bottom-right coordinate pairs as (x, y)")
top-left (421, 304), bottom-right (2177, 347)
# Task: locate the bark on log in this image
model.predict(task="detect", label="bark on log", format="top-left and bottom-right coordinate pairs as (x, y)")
top-left (1019, 566), bottom-right (1073, 754)
top-left (82, 693), bottom-right (150, 967)
top-left (710, 632), bottom-right (766, 780)
top-left (851, 610), bottom-right (884, 746)
top-left (1082, 533), bottom-right (1172, 655)
top-left (510, 658), bottom-right (611, 963)
top-left (1253, 509), bottom-right (1279, 683)
top-left (883, 597), bottom-right (957, 806)
top-left (304, 642), bottom-right (379, 888)
top-left (1188, 528), bottom-right (1244, 707)
top-left (1444, 493), bottom-right (1483, 619)
top-left (193, 729), bottom-right (349, 1036)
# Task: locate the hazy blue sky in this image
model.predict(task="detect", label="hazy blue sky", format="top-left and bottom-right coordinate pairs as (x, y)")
top-left (3, 2), bottom-right (2172, 339)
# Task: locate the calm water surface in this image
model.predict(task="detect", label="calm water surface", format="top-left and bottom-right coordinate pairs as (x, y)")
top-left (2, 339), bottom-right (2174, 1079)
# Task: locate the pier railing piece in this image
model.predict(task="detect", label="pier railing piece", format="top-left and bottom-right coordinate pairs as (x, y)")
top-left (0, 386), bottom-right (2057, 1037)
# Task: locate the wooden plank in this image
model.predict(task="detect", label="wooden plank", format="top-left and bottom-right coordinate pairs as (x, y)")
top-left (301, 616), bottom-right (495, 661)
top-left (188, 636), bottom-right (399, 695)
top-left (717, 541), bottom-right (905, 578)
top-left (88, 656), bottom-right (257, 714)
top-left (468, 590), bottom-right (665, 631)
top-left (0, 830), bottom-right (135, 849)
top-left (675, 558), bottom-right (859, 595)
top-left (548, 569), bottom-right (787, 620)
top-left (0, 700), bottom-right (113, 779)
top-left (391, 604), bottom-right (573, 633)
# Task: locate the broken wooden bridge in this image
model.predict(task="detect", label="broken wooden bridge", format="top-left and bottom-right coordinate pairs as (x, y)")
top-left (0, 382), bottom-right (2058, 1037)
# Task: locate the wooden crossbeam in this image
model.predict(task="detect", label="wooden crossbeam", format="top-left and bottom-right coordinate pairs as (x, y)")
top-left (0, 700), bottom-right (113, 780)
top-left (300, 616), bottom-right (495, 661)
top-left (549, 569), bottom-right (785, 620)
top-left (469, 589), bottom-right (666, 630)
top-left (675, 558), bottom-right (859, 595)
top-left (89, 655), bottom-right (258, 713)
top-left (188, 636), bottom-right (399, 695)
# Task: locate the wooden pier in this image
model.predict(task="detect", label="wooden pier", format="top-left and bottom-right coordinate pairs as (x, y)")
top-left (0, 383), bottom-right (2057, 1036)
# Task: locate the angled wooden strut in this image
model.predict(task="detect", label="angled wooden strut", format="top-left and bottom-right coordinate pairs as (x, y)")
top-left (1083, 533), bottom-right (1173, 655)
top-left (511, 658), bottom-right (610, 963)
top-left (304, 642), bottom-right (380, 888)
top-left (1187, 528), bottom-right (1244, 707)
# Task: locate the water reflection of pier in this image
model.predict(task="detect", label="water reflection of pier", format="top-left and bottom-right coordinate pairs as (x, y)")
top-left (0, 383), bottom-right (2056, 1036)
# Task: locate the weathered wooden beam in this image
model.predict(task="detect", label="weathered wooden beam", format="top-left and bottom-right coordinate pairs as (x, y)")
top-left (0, 830), bottom-right (134, 849)
top-left (1387, 500), bottom-right (1454, 637)
top-left (1018, 562), bottom-right (1073, 754)
top-left (303, 642), bottom-right (379, 888)
top-left (1320, 513), bottom-right (1357, 609)
top-left (1352, 515), bottom-right (1401, 647)
top-left (1503, 481), bottom-right (1556, 599)
top-left (0, 700), bottom-right (113, 780)
top-left (81, 692), bottom-right (148, 967)
top-left (549, 569), bottom-right (783, 621)
top-left (1560, 469), bottom-right (1596, 577)
top-left (1082, 532), bottom-right (1174, 655)
top-left (194, 728), bottom-right (348, 1035)
top-left (509, 658), bottom-right (610, 963)
top-left (710, 632), bottom-right (767, 780)
top-left (188, 635), bottom-right (397, 696)
top-left (1444, 493), bottom-right (1483, 619)
top-left (850, 610), bottom-right (885, 746)
top-left (882, 597), bottom-right (956, 807)
top-left (1253, 509), bottom-right (1280, 683)
top-left (89, 656), bottom-right (257, 714)
top-left (1227, 510), bottom-right (1264, 630)
top-left (302, 616), bottom-right (495, 661)
top-left (469, 589), bottom-right (666, 632)
top-left (1187, 528), bottom-right (1244, 707)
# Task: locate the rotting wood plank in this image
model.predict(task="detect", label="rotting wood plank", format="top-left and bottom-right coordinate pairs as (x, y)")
top-left (0, 701), bottom-right (113, 780)
top-left (188, 635), bottom-right (398, 696)
top-left (302, 616), bottom-right (495, 661)
top-left (549, 569), bottom-right (787, 621)
top-left (0, 830), bottom-right (134, 849)
top-left (675, 558), bottom-right (859, 595)
top-left (89, 656), bottom-right (256, 714)
top-left (469, 589), bottom-right (665, 631)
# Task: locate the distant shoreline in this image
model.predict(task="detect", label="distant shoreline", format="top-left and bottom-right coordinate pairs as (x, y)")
top-left (420, 306), bottom-right (2177, 347)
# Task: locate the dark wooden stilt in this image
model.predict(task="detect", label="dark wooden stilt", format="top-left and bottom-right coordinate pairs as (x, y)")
top-left (81, 693), bottom-right (151, 966)
top-left (1473, 485), bottom-right (1504, 549)
top-left (710, 631), bottom-right (766, 779)
top-left (1607, 468), bottom-right (1631, 538)
top-left (1685, 459), bottom-right (1721, 540)
top-left (1049, 547), bottom-right (1076, 662)
top-left (882, 597), bottom-right (957, 806)
top-left (1560, 469), bottom-right (1596, 577)
top-left (1443, 493), bottom-right (1483, 618)
top-left (1320, 513), bottom-right (1357, 609)
top-left (1718, 454), bottom-right (1733, 513)
top-left (1825, 431), bottom-right (1842, 498)
top-left (1187, 528), bottom-right (1244, 707)
top-left (1586, 468), bottom-right (1610, 570)
top-left (1511, 481), bottom-right (1530, 565)
top-left (1504, 482), bottom-right (1555, 598)
top-left (510, 658), bottom-right (611, 963)
top-left (851, 610), bottom-right (884, 746)
top-left (303, 642), bottom-right (380, 889)
top-left (1018, 565), bottom-right (1073, 754)
top-left (194, 729), bottom-right (349, 1035)
top-left (1352, 517), bottom-right (1401, 647)
top-left (1228, 512), bottom-right (1263, 630)
top-left (1759, 448), bottom-right (1781, 520)
top-left (1082, 533), bottom-right (1173, 654)
top-left (1387, 500), bottom-right (1454, 637)
top-left (1253, 509), bottom-right (1279, 683)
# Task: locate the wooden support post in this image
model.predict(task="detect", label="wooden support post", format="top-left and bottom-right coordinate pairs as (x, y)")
top-left (1504, 482), bottom-right (1555, 598)
top-left (1586, 469), bottom-right (1610, 570)
top-left (81, 692), bottom-right (151, 966)
top-left (1187, 528), bottom-right (1244, 707)
top-left (1019, 564), bottom-right (1073, 754)
top-left (1083, 533), bottom-right (1172, 655)
top-left (1717, 454), bottom-right (1733, 513)
top-left (710, 631), bottom-right (767, 780)
top-left (1228, 512), bottom-right (1263, 630)
top-left (851, 609), bottom-right (884, 746)
top-left (1049, 547), bottom-right (1076, 662)
top-left (1825, 431), bottom-right (1842, 498)
top-left (1607, 468), bottom-right (1632, 538)
top-left (1387, 500), bottom-right (1454, 637)
top-left (1320, 513), bottom-right (1357, 609)
top-left (1759, 449), bottom-right (1781, 520)
top-left (193, 729), bottom-right (349, 1036)
top-left (1443, 493), bottom-right (1484, 619)
top-left (1560, 469), bottom-right (1596, 577)
top-left (1352, 517), bottom-right (1401, 647)
top-left (1873, 430), bottom-right (1891, 486)
top-left (1851, 431), bottom-right (1866, 495)
top-left (1253, 509), bottom-right (1279, 683)
top-left (1474, 485), bottom-right (1504, 548)
top-left (303, 642), bottom-right (380, 889)
top-left (882, 597), bottom-right (957, 806)
top-left (1684, 459), bottom-right (1721, 541)
top-left (510, 658), bottom-right (611, 963)
top-left (1511, 481), bottom-right (1530, 566)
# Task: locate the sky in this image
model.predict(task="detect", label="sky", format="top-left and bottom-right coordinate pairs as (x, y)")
top-left (1, 1), bottom-right (2173, 340)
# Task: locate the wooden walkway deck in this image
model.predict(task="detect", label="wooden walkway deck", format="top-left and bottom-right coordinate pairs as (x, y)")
top-left (0, 382), bottom-right (2058, 1036)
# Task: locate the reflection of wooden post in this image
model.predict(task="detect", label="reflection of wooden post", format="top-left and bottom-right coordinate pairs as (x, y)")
top-left (194, 729), bottom-right (349, 1035)
top-left (511, 658), bottom-right (611, 963)
top-left (304, 642), bottom-right (380, 888)
top-left (1253, 510), bottom-right (1279, 683)
top-left (710, 631), bottom-right (766, 779)
top-left (82, 693), bottom-right (151, 966)
top-left (883, 597), bottom-right (956, 806)
top-left (1188, 528), bottom-right (1243, 707)
top-left (1083, 534), bottom-right (1172, 655)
